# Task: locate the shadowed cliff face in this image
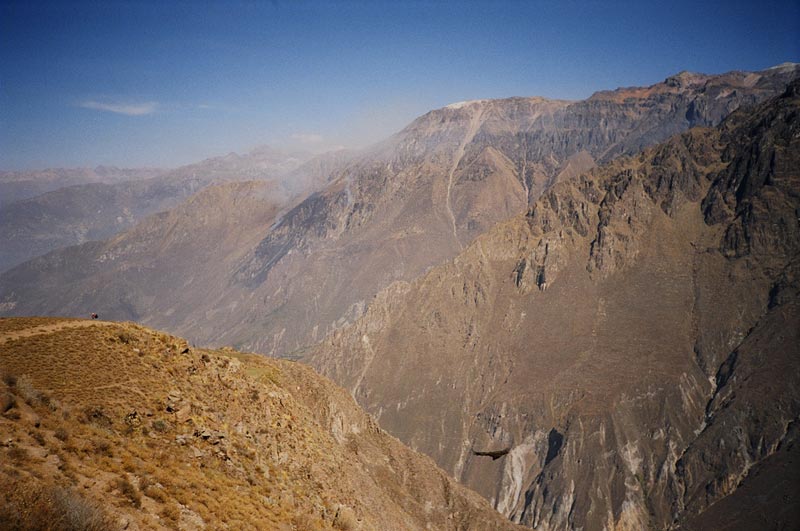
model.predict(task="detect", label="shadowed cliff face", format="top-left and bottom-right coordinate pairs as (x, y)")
top-left (305, 83), bottom-right (800, 529)
top-left (0, 66), bottom-right (797, 363)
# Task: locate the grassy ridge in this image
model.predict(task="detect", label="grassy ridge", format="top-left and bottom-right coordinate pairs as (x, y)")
top-left (0, 317), bottom-right (521, 531)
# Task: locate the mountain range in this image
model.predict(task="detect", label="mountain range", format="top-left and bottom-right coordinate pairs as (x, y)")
top-left (1, 64), bottom-right (797, 357)
top-left (304, 78), bottom-right (800, 529)
top-left (0, 167), bottom-right (163, 208)
top-left (0, 146), bottom-right (349, 273)
top-left (1, 64), bottom-right (799, 530)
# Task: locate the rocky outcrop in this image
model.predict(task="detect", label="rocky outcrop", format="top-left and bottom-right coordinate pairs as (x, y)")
top-left (305, 83), bottom-right (800, 529)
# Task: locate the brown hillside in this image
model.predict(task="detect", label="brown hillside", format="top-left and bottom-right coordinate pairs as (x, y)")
top-left (0, 317), bottom-right (521, 530)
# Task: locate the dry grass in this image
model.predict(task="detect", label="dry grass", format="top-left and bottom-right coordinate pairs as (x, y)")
top-left (54, 426), bottom-right (69, 441)
top-left (0, 317), bottom-right (516, 531)
top-left (0, 316), bottom-right (80, 335)
top-left (115, 477), bottom-right (141, 508)
top-left (1, 392), bottom-right (16, 413)
top-left (0, 479), bottom-right (116, 531)
top-left (333, 506), bottom-right (359, 530)
top-left (0, 319), bottom-right (311, 528)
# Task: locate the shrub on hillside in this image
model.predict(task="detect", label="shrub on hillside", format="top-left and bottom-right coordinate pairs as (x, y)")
top-left (6, 446), bottom-right (29, 464)
top-left (14, 375), bottom-right (40, 406)
top-left (116, 331), bottom-right (137, 344)
top-left (82, 406), bottom-right (113, 430)
top-left (10, 376), bottom-right (56, 411)
top-left (333, 505), bottom-right (359, 531)
top-left (0, 480), bottom-right (116, 531)
top-left (29, 430), bottom-right (46, 446)
top-left (92, 439), bottom-right (113, 457)
top-left (293, 512), bottom-right (324, 530)
top-left (115, 477), bottom-right (141, 508)
top-left (1, 392), bottom-right (16, 413)
top-left (159, 503), bottom-right (180, 524)
top-left (54, 427), bottom-right (69, 441)
top-left (144, 485), bottom-right (167, 503)
top-left (1, 372), bottom-right (17, 388)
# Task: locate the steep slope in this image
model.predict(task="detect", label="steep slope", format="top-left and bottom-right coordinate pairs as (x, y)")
top-left (305, 82), bottom-right (800, 529)
top-left (0, 146), bottom-right (338, 273)
top-left (0, 65), bottom-right (797, 359)
top-left (0, 317), bottom-right (522, 530)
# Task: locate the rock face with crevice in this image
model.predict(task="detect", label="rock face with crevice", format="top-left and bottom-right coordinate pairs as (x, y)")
top-left (305, 82), bottom-right (800, 529)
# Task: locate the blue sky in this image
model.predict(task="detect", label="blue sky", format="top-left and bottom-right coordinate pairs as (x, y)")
top-left (1, 0), bottom-right (798, 170)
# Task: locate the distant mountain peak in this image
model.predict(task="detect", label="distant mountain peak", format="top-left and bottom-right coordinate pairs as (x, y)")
top-left (664, 70), bottom-right (706, 87)
top-left (445, 99), bottom-right (489, 110)
top-left (767, 61), bottom-right (799, 71)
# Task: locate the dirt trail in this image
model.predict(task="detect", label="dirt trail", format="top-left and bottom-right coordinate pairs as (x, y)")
top-left (59, 379), bottom-right (148, 398)
top-left (445, 104), bottom-right (486, 250)
top-left (0, 320), bottom-right (115, 344)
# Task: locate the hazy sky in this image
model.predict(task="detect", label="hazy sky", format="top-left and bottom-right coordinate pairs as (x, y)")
top-left (1, 0), bottom-right (798, 170)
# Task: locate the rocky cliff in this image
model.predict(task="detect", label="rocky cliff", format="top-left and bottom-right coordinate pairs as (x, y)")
top-left (305, 82), bottom-right (800, 529)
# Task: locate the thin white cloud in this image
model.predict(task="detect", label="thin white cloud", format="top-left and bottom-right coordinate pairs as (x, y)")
top-left (79, 100), bottom-right (158, 116)
top-left (290, 132), bottom-right (324, 144)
